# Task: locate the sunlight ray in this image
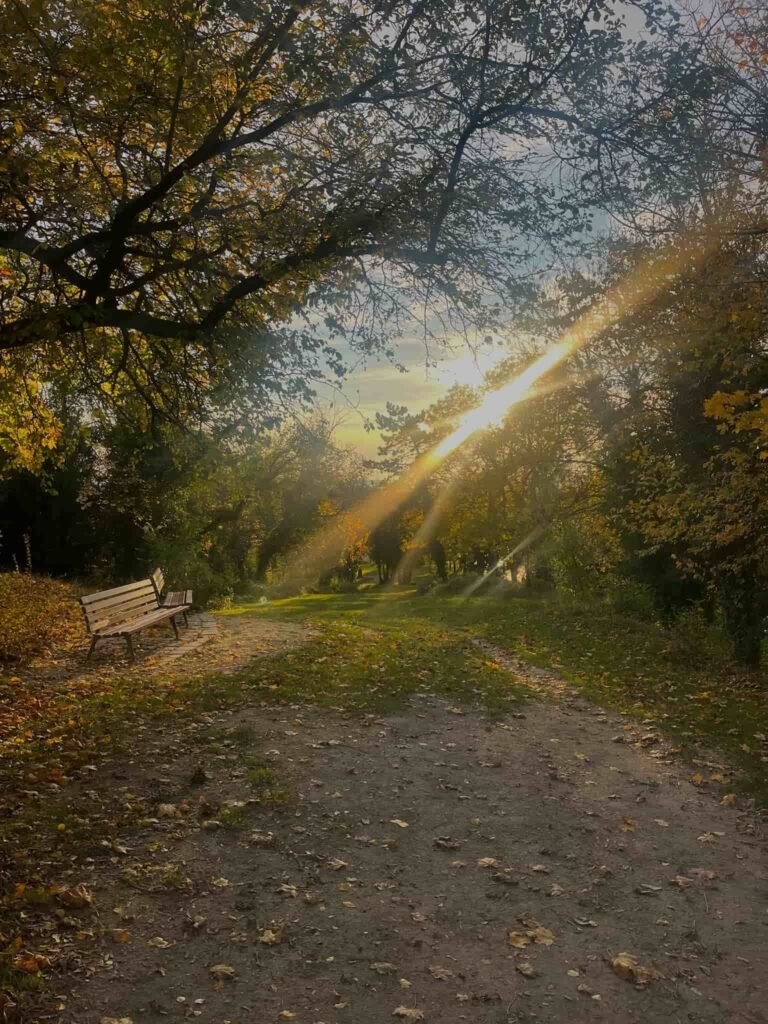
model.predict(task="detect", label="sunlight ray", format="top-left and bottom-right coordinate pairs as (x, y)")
top-left (282, 232), bottom-right (718, 586)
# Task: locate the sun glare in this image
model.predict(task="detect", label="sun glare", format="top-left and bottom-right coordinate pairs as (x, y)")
top-left (282, 232), bottom-right (717, 585)
top-left (433, 341), bottom-right (572, 457)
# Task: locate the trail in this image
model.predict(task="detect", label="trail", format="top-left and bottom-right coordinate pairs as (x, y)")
top-left (44, 632), bottom-right (766, 1024)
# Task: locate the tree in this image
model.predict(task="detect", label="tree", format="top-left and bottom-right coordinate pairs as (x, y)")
top-left (571, 234), bottom-right (768, 666)
top-left (0, 0), bottom-right (716, 441)
top-left (369, 515), bottom-right (404, 584)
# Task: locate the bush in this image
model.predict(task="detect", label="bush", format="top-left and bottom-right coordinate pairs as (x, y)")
top-left (661, 606), bottom-right (724, 669)
top-left (429, 572), bottom-right (522, 599)
top-left (430, 573), bottom-right (482, 596)
top-left (601, 577), bottom-right (656, 620)
top-left (0, 573), bottom-right (83, 663)
top-left (266, 580), bottom-right (307, 600)
top-left (145, 539), bottom-right (237, 608)
top-left (329, 579), bottom-right (359, 594)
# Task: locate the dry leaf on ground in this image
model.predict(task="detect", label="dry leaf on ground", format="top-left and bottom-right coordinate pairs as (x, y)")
top-left (611, 952), bottom-right (660, 986)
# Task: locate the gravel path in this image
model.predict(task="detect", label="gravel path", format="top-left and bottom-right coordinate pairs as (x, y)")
top-left (56, 669), bottom-right (767, 1024)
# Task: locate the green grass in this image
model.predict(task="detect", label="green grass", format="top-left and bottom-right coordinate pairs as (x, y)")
top-left (246, 766), bottom-right (277, 787)
top-left (226, 585), bottom-right (768, 802)
top-left (235, 614), bottom-right (527, 717)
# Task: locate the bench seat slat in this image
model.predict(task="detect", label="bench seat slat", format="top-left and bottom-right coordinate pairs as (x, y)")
top-left (86, 592), bottom-right (158, 619)
top-left (93, 606), bottom-right (182, 637)
top-left (84, 597), bottom-right (160, 631)
top-left (81, 579), bottom-right (154, 605)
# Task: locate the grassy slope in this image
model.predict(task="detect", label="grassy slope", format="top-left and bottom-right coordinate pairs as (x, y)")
top-left (226, 585), bottom-right (768, 801)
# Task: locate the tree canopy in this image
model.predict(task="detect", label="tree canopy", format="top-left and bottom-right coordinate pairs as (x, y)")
top-left (1, 0), bottom-right (718, 451)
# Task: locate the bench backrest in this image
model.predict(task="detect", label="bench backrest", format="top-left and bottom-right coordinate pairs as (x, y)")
top-left (151, 567), bottom-right (165, 598)
top-left (80, 579), bottom-right (159, 633)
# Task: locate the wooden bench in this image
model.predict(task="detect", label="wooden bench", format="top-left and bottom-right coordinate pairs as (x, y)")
top-left (80, 578), bottom-right (190, 662)
top-left (151, 568), bottom-right (193, 627)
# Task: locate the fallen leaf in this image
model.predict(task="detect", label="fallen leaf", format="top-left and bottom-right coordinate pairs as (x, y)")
top-left (147, 936), bottom-right (170, 948)
top-left (611, 952), bottom-right (660, 987)
top-left (392, 1009), bottom-right (424, 1021)
top-left (371, 962), bottom-right (397, 975)
top-left (635, 883), bottom-right (662, 896)
top-left (433, 836), bottom-right (461, 850)
top-left (54, 883), bottom-right (92, 909)
top-left (249, 831), bottom-right (275, 847)
top-left (528, 925), bottom-right (555, 946)
top-left (507, 931), bottom-right (531, 949)
top-left (516, 962), bottom-right (538, 978)
top-left (477, 857), bottom-right (498, 868)
top-left (13, 952), bottom-right (50, 974)
top-left (697, 832), bottom-right (722, 843)
top-left (390, 819), bottom-right (409, 828)
top-left (429, 965), bottom-right (454, 981)
top-left (209, 964), bottom-right (236, 980)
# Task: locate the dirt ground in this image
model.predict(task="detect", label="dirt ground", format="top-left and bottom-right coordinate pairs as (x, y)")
top-left (42, 631), bottom-right (767, 1024)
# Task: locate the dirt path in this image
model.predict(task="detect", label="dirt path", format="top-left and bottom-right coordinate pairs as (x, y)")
top-left (47, 653), bottom-right (767, 1024)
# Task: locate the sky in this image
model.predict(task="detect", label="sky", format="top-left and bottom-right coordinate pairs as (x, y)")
top-left (309, 0), bottom-right (673, 458)
top-left (314, 338), bottom-right (516, 456)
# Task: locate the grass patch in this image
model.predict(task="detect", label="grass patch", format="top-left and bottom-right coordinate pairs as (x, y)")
top-left (235, 586), bottom-right (768, 802)
top-left (246, 766), bottom-right (277, 787)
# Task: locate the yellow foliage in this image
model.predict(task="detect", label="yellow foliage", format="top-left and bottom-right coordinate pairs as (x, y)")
top-left (704, 390), bottom-right (768, 444)
top-left (0, 573), bottom-right (82, 663)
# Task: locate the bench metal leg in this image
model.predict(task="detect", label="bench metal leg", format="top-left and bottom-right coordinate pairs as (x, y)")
top-left (124, 635), bottom-right (135, 662)
top-left (86, 637), bottom-right (98, 662)
top-left (169, 615), bottom-right (180, 640)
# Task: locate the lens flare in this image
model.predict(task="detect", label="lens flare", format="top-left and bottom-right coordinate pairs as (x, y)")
top-left (433, 342), bottom-right (571, 457)
top-left (281, 233), bottom-right (716, 586)
top-left (459, 526), bottom-right (546, 599)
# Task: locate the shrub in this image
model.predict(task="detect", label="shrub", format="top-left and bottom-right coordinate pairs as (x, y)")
top-left (661, 606), bottom-right (724, 669)
top-left (0, 573), bottom-right (83, 663)
top-left (429, 573), bottom-right (521, 599)
top-left (430, 573), bottom-right (482, 596)
top-left (329, 579), bottom-right (359, 594)
top-left (601, 577), bottom-right (656, 620)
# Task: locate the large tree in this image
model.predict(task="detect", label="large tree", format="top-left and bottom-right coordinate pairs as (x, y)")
top-left (0, 0), bottom-right (714, 442)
